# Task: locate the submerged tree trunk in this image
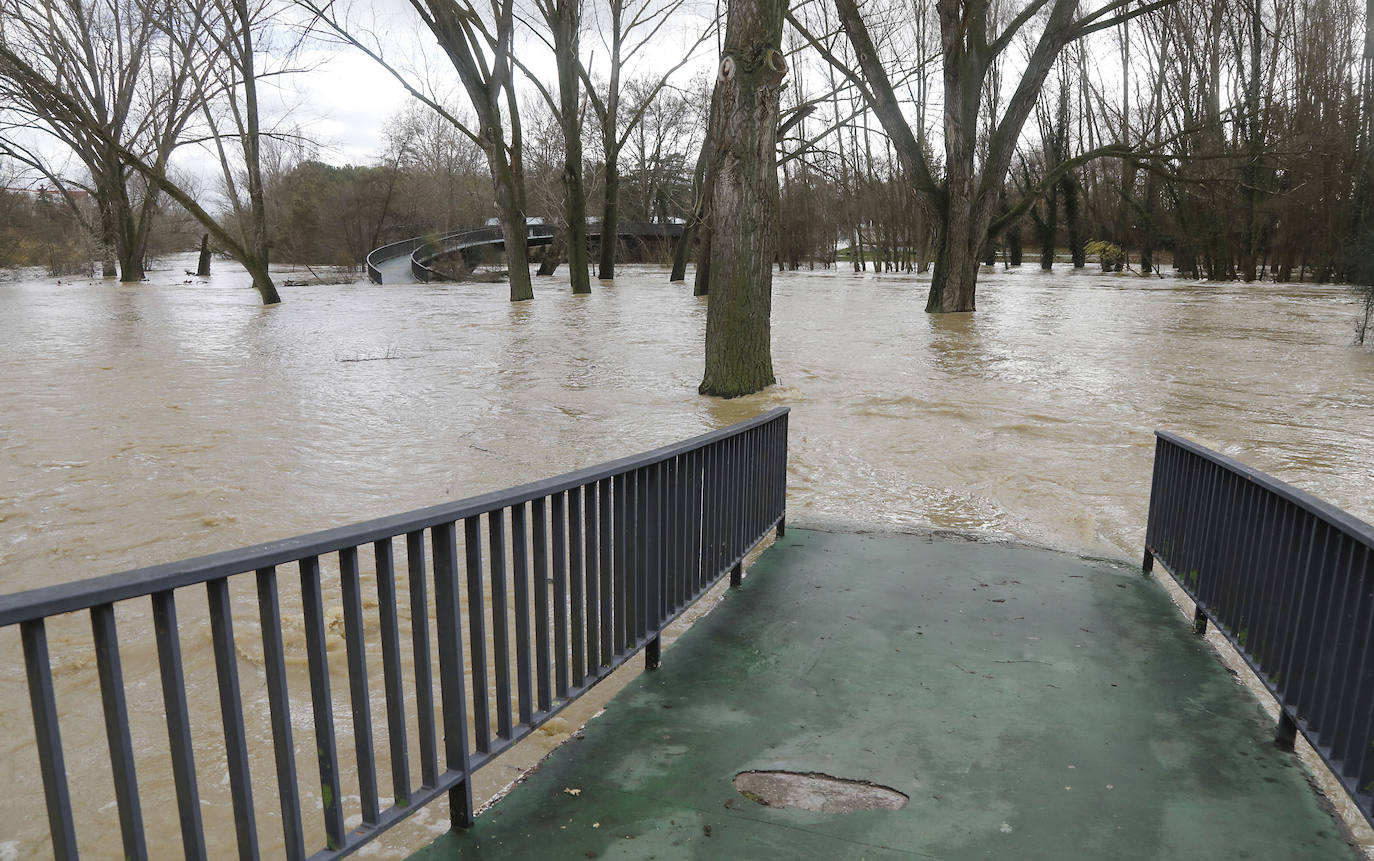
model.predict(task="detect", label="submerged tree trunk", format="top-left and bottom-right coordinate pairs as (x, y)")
top-left (553, 0), bottom-right (589, 294)
top-left (598, 161), bottom-right (620, 280)
top-left (491, 151), bottom-right (533, 300)
top-left (536, 237), bottom-right (563, 275)
top-left (927, 196), bottom-right (983, 313)
top-left (113, 201), bottom-right (146, 282)
top-left (196, 234), bottom-right (212, 275)
top-left (699, 0), bottom-right (787, 397)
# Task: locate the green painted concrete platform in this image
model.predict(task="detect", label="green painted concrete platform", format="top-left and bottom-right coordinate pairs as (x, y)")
top-left (414, 529), bottom-right (1358, 860)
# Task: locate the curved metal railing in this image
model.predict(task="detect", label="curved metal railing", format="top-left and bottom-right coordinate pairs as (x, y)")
top-left (1, 409), bottom-right (789, 860)
top-left (1144, 431), bottom-right (1374, 831)
top-left (411, 225), bottom-right (556, 283)
top-left (370, 222), bottom-right (687, 285)
top-left (364, 235), bottom-right (431, 284)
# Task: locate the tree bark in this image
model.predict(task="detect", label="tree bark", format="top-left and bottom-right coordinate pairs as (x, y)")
top-left (597, 160), bottom-right (619, 279)
top-left (197, 233), bottom-right (212, 275)
top-left (552, 0), bottom-right (590, 294)
top-left (698, 0), bottom-right (787, 397)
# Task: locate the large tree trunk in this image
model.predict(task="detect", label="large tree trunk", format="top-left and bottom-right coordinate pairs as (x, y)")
top-left (95, 193), bottom-right (119, 278)
top-left (554, 0), bottom-right (590, 294)
top-left (927, 207), bottom-right (981, 313)
top-left (491, 152), bottom-right (533, 301)
top-left (925, 80), bottom-right (984, 312)
top-left (196, 233), bottom-right (212, 276)
top-left (113, 201), bottom-right (146, 282)
top-left (597, 158), bottom-right (619, 280)
top-left (698, 0), bottom-right (787, 397)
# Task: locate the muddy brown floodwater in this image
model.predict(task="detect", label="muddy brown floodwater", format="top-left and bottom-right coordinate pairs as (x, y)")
top-left (2, 255), bottom-right (1371, 858)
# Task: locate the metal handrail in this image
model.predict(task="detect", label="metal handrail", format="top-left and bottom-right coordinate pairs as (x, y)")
top-left (400, 222), bottom-right (685, 283)
top-left (411, 225), bottom-right (555, 283)
top-left (4, 408), bottom-right (789, 859)
top-left (1144, 431), bottom-right (1374, 830)
top-left (364, 235), bottom-right (430, 284)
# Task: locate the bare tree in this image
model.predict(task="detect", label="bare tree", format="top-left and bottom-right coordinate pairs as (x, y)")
top-left (0, 0), bottom-right (214, 281)
top-left (797, 0), bottom-right (1172, 311)
top-left (0, 0), bottom-right (285, 302)
top-left (578, 0), bottom-right (712, 280)
top-left (302, 0), bottom-right (536, 300)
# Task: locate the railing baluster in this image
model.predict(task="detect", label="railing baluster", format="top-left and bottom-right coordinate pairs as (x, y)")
top-left (1301, 532), bottom-right (1350, 723)
top-left (1330, 544), bottom-right (1372, 772)
top-left (1252, 491), bottom-right (1282, 672)
top-left (406, 531), bottom-right (439, 790)
top-left (1229, 481), bottom-right (1260, 657)
top-left (1322, 538), bottom-right (1362, 770)
top-left (713, 441), bottom-right (725, 578)
top-left (256, 567), bottom-right (306, 861)
top-left (752, 428), bottom-right (763, 538)
top-left (598, 479), bottom-right (613, 667)
top-left (1279, 520), bottom-right (1325, 713)
top-left (635, 468), bottom-right (648, 642)
top-left (463, 516), bottom-right (491, 753)
top-left (488, 510), bottom-right (513, 740)
top-left (613, 474), bottom-right (628, 656)
top-left (375, 538), bottom-right (412, 805)
top-left (551, 493), bottom-right (569, 698)
top-left (90, 603), bottom-right (147, 861)
top-left (691, 447), bottom-right (704, 594)
top-left (299, 557), bottom-right (345, 851)
top-left (205, 579), bottom-right (259, 860)
top-left (730, 433), bottom-right (741, 563)
top-left (669, 456), bottom-right (683, 612)
top-left (340, 547), bottom-right (380, 827)
top-left (624, 472), bottom-right (637, 647)
top-left (569, 488), bottom-right (585, 687)
top-left (584, 483), bottom-right (600, 676)
top-left (151, 590), bottom-right (207, 860)
top-left (432, 522), bottom-right (474, 827)
top-left (21, 619), bottom-right (78, 860)
top-left (646, 463), bottom-right (662, 631)
top-left (511, 504), bottom-right (533, 725)
top-left (532, 498), bottom-right (553, 713)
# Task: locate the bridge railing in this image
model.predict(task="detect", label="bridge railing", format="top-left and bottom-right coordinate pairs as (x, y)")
top-left (411, 225), bottom-right (556, 282)
top-left (364, 235), bottom-right (431, 284)
top-left (0, 408), bottom-right (789, 860)
top-left (1144, 431), bottom-right (1373, 829)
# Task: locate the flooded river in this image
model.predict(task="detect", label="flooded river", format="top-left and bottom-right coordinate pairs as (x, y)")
top-left (2, 255), bottom-right (1372, 856)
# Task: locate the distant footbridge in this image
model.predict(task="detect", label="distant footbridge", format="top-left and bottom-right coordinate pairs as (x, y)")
top-left (366, 222), bottom-right (685, 285)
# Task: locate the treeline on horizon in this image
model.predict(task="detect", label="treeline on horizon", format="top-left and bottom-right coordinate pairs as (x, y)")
top-left (1, 0), bottom-right (1370, 287)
